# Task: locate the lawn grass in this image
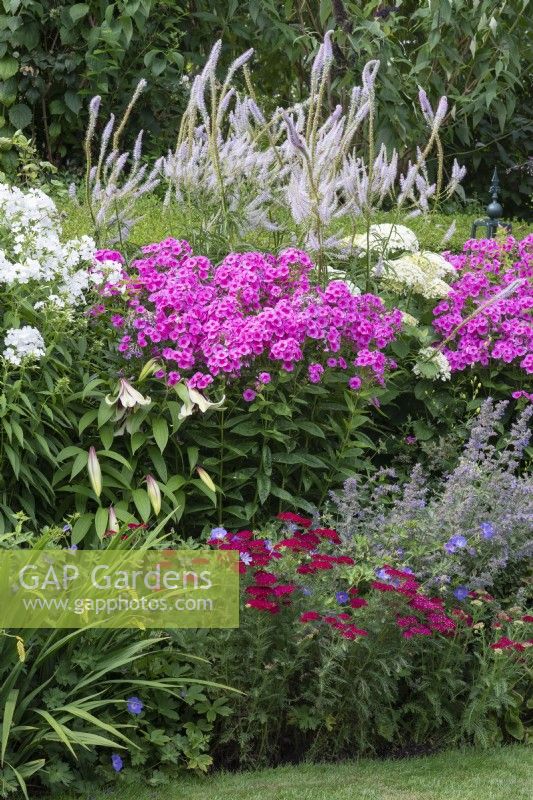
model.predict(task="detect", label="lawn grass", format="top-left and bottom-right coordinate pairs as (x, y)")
top-left (57, 746), bottom-right (532, 800)
top-left (60, 193), bottom-right (532, 260)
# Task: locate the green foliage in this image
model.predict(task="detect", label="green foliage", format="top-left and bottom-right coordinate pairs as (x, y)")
top-left (0, 0), bottom-right (186, 161)
top-left (172, 589), bottom-right (532, 768)
top-left (0, 627), bottom-right (233, 796)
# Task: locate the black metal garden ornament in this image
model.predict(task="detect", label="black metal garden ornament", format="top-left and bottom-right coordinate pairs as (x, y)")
top-left (471, 167), bottom-right (512, 239)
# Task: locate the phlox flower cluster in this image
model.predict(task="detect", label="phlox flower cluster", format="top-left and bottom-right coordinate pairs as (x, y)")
top-left (104, 239), bottom-right (403, 392)
top-left (0, 183), bottom-right (96, 303)
top-left (432, 235), bottom-right (533, 374)
top-left (2, 326), bottom-right (45, 366)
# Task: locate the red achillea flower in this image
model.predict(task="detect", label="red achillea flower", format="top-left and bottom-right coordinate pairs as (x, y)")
top-left (350, 598), bottom-right (368, 609)
top-left (383, 565), bottom-right (415, 579)
top-left (371, 581), bottom-right (395, 592)
top-left (254, 571), bottom-right (278, 585)
top-left (426, 613), bottom-right (456, 633)
top-left (402, 624), bottom-right (432, 638)
top-left (348, 587), bottom-right (359, 596)
top-left (522, 615), bottom-right (533, 623)
top-left (272, 584), bottom-right (296, 597)
top-left (246, 599), bottom-right (279, 613)
top-left (409, 595), bottom-right (444, 612)
top-left (277, 512), bottom-right (312, 527)
top-left (490, 636), bottom-right (527, 652)
top-left (296, 564), bottom-right (316, 574)
top-left (245, 586), bottom-right (273, 598)
top-left (311, 528), bottom-right (341, 543)
top-left (341, 625), bottom-right (368, 639)
top-left (337, 613), bottom-right (351, 620)
top-left (332, 556), bottom-right (355, 565)
top-left (451, 608), bottom-right (473, 626)
top-left (396, 616), bottom-right (419, 628)
top-left (300, 611), bottom-right (321, 623)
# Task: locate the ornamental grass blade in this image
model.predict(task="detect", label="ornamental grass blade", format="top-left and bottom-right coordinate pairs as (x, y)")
top-left (56, 705), bottom-right (139, 748)
top-left (1, 689), bottom-right (18, 765)
top-left (32, 709), bottom-right (77, 759)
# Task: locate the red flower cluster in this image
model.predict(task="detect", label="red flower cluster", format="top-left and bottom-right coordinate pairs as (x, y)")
top-left (300, 611), bottom-right (368, 640)
top-left (209, 518), bottom-right (353, 615)
top-left (490, 636), bottom-right (533, 653)
top-left (371, 565), bottom-right (458, 638)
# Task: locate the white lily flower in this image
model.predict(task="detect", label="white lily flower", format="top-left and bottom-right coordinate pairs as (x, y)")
top-left (178, 386), bottom-right (226, 420)
top-left (106, 378), bottom-right (151, 409)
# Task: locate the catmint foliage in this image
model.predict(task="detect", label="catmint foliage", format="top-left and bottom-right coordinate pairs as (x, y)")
top-left (331, 398), bottom-right (532, 599)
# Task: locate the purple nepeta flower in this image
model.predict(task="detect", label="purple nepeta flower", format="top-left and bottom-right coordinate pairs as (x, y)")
top-left (63, 524), bottom-right (72, 532)
top-left (126, 696), bottom-right (144, 715)
top-left (453, 585), bottom-right (469, 602)
top-left (336, 591), bottom-right (349, 604)
top-left (480, 522), bottom-right (495, 540)
top-left (111, 754), bottom-right (123, 772)
top-left (301, 587), bottom-right (312, 596)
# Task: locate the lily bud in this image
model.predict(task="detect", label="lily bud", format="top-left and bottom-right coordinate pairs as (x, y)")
top-left (108, 505), bottom-right (120, 534)
top-left (146, 474), bottom-right (162, 516)
top-left (138, 358), bottom-right (159, 383)
top-left (196, 467), bottom-right (216, 494)
top-left (87, 447), bottom-right (102, 498)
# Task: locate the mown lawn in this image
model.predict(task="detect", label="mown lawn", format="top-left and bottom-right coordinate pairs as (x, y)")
top-left (58, 746), bottom-right (532, 800)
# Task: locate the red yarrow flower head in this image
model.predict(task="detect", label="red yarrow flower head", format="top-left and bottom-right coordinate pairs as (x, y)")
top-left (246, 598), bottom-right (280, 613)
top-left (300, 611), bottom-right (321, 623)
top-left (253, 571), bottom-right (278, 586)
top-left (277, 512), bottom-right (312, 528)
top-left (350, 598), bottom-right (368, 609)
top-left (272, 584), bottom-right (297, 597)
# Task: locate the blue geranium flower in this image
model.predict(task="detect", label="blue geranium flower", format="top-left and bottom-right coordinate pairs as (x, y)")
top-left (208, 527), bottom-right (227, 542)
top-left (453, 585), bottom-right (469, 602)
top-left (445, 534), bottom-right (468, 553)
top-left (111, 754), bottom-right (123, 772)
top-left (336, 591), bottom-right (349, 604)
top-left (480, 522), bottom-right (494, 540)
top-left (126, 696), bottom-right (144, 715)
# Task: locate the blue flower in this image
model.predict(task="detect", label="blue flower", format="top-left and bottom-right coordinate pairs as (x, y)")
top-left (63, 524), bottom-right (72, 532)
top-left (453, 586), bottom-right (469, 602)
top-left (480, 522), bottom-right (494, 540)
top-left (336, 591), bottom-right (349, 604)
top-left (376, 568), bottom-right (389, 580)
top-left (445, 534), bottom-right (467, 553)
top-left (264, 539), bottom-right (274, 552)
top-left (68, 544), bottom-right (78, 551)
top-left (111, 754), bottom-right (123, 772)
top-left (126, 696), bottom-right (144, 715)
top-left (301, 587), bottom-right (312, 596)
top-left (240, 552), bottom-right (252, 566)
top-left (208, 527), bottom-right (227, 542)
